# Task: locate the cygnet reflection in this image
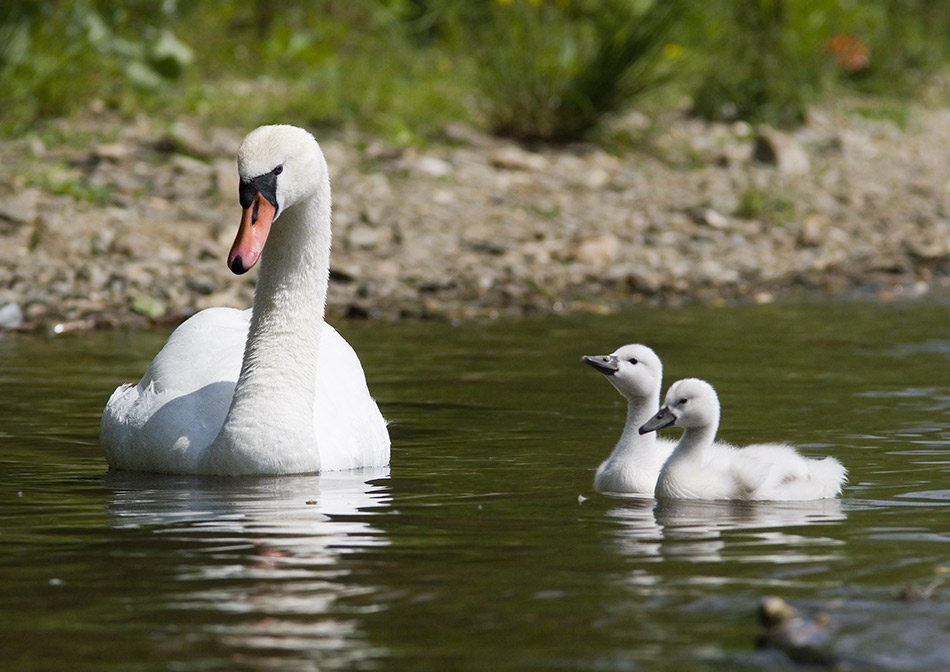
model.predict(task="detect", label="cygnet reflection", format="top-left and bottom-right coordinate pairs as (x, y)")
top-left (606, 496), bottom-right (846, 564)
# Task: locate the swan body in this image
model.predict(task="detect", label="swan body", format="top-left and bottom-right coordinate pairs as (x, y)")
top-left (582, 344), bottom-right (676, 495)
top-left (101, 125), bottom-right (390, 475)
top-left (640, 378), bottom-right (846, 501)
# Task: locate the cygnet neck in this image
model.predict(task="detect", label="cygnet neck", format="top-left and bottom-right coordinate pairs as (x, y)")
top-left (673, 419), bottom-right (719, 458)
top-left (618, 396), bottom-right (662, 453)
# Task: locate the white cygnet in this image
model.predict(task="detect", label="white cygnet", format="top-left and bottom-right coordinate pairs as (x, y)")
top-left (640, 378), bottom-right (847, 501)
top-left (582, 344), bottom-right (676, 496)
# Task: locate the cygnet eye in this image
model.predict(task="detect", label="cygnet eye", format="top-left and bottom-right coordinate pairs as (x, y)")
top-left (273, 164), bottom-right (283, 176)
top-left (627, 358), bottom-right (638, 365)
top-left (679, 397), bottom-right (688, 405)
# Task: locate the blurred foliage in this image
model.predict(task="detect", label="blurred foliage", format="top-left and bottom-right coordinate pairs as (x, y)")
top-left (1, 0), bottom-right (950, 142)
top-left (460, 0), bottom-right (675, 141)
top-left (0, 1), bottom-right (190, 124)
top-left (686, 0), bottom-right (840, 126)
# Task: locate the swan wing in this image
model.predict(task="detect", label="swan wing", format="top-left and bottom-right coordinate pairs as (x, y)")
top-left (138, 307), bottom-right (249, 394)
top-left (100, 307), bottom-right (249, 472)
top-left (771, 456), bottom-right (848, 500)
top-left (732, 443), bottom-right (846, 500)
top-left (313, 323), bottom-right (391, 471)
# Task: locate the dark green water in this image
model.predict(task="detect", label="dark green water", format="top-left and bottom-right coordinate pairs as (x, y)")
top-left (2, 300), bottom-right (950, 671)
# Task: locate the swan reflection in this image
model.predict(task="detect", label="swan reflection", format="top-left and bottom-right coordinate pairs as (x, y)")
top-left (606, 496), bottom-right (846, 564)
top-left (104, 468), bottom-right (390, 669)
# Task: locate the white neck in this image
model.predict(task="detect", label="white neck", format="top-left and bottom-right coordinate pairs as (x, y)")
top-left (613, 397), bottom-right (662, 458)
top-left (670, 422), bottom-right (718, 460)
top-left (208, 176), bottom-right (331, 472)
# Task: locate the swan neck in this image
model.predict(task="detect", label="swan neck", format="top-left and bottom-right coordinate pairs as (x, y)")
top-left (215, 177), bottom-right (332, 459)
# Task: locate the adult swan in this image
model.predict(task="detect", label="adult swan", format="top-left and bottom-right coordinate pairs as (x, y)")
top-left (101, 125), bottom-right (390, 475)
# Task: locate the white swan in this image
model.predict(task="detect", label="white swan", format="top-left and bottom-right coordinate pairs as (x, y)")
top-left (582, 344), bottom-right (676, 495)
top-left (100, 125), bottom-right (390, 475)
top-left (640, 378), bottom-right (846, 501)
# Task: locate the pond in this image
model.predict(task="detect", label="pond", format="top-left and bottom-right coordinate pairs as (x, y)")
top-left (2, 299), bottom-right (950, 671)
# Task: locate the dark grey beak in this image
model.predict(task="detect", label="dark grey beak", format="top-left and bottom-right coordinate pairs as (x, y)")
top-left (639, 407), bottom-right (676, 434)
top-left (582, 354), bottom-right (619, 376)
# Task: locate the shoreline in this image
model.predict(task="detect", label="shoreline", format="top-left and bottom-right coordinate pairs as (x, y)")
top-left (2, 106), bottom-right (950, 333)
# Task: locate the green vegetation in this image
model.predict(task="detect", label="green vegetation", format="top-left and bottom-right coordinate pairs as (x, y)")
top-left (2, 0), bottom-right (950, 143)
top-left (468, 0), bottom-right (674, 141)
top-left (735, 186), bottom-right (796, 225)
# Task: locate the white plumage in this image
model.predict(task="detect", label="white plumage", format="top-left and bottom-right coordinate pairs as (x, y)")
top-left (101, 125), bottom-right (389, 475)
top-left (582, 344), bottom-right (676, 496)
top-left (640, 378), bottom-right (846, 501)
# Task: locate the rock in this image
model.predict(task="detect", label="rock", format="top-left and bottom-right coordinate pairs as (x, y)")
top-left (754, 127), bottom-right (811, 175)
top-left (799, 213), bottom-right (831, 246)
top-left (489, 145), bottom-right (548, 172)
top-left (0, 302), bottom-right (23, 329)
top-left (575, 233), bottom-right (621, 266)
top-left (0, 188), bottom-right (42, 225)
top-left (443, 122), bottom-right (496, 148)
top-left (171, 153), bottom-right (209, 176)
top-left (583, 168), bottom-right (611, 190)
top-left (186, 276), bottom-right (216, 295)
top-left (692, 207), bottom-right (730, 229)
top-left (168, 120), bottom-right (208, 156)
top-left (94, 143), bottom-right (133, 162)
top-left (414, 155), bottom-right (453, 178)
top-left (129, 296), bottom-right (166, 319)
top-left (347, 225), bottom-right (387, 250)
top-left (756, 596), bottom-right (837, 666)
top-left (213, 159), bottom-right (239, 199)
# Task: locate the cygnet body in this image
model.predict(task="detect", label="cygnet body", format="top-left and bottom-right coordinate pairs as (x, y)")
top-left (582, 344), bottom-right (676, 495)
top-left (640, 378), bottom-right (846, 501)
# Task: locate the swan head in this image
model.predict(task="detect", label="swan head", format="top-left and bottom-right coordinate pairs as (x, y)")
top-left (581, 343), bottom-right (663, 400)
top-left (639, 378), bottom-right (720, 434)
top-left (228, 125), bottom-right (328, 274)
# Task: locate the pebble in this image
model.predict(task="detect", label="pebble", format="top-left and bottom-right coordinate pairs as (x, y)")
top-left (575, 233), bottom-right (621, 266)
top-left (754, 127), bottom-right (811, 175)
top-left (0, 302), bottom-right (23, 329)
top-left (489, 145), bottom-right (548, 172)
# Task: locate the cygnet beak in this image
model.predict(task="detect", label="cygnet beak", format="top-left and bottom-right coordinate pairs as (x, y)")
top-left (639, 406), bottom-right (676, 434)
top-left (582, 354), bottom-right (619, 376)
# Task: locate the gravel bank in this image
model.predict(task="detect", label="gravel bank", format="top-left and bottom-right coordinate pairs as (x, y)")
top-left (2, 106), bottom-right (950, 332)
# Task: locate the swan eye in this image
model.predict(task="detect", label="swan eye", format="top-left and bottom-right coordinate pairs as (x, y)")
top-left (273, 165), bottom-right (283, 176)
top-left (679, 397), bottom-right (688, 405)
top-left (627, 358), bottom-right (638, 365)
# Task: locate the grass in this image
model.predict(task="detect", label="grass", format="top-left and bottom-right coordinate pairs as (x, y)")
top-left (469, 0), bottom-right (674, 141)
top-left (0, 1), bottom-right (949, 144)
top-left (735, 186), bottom-right (796, 225)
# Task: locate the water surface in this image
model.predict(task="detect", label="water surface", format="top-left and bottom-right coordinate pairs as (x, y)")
top-left (3, 300), bottom-right (950, 670)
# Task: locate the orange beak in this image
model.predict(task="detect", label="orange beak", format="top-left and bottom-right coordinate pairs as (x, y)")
top-left (228, 192), bottom-right (276, 274)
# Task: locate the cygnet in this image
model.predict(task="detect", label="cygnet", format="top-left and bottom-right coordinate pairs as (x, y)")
top-left (582, 344), bottom-right (676, 495)
top-left (640, 378), bottom-right (846, 501)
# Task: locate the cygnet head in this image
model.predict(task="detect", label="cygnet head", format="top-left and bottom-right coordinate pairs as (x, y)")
top-left (582, 344), bottom-right (663, 401)
top-left (229, 125), bottom-right (328, 274)
top-left (639, 377), bottom-right (720, 434)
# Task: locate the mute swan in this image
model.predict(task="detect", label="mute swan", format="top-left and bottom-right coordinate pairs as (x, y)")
top-left (101, 125), bottom-right (390, 475)
top-left (640, 378), bottom-right (846, 500)
top-left (582, 344), bottom-right (675, 495)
